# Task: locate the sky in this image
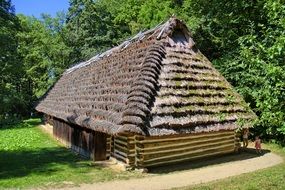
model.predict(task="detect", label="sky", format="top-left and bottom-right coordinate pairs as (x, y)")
top-left (13, 0), bottom-right (70, 18)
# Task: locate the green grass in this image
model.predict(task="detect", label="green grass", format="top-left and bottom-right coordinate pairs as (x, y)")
top-left (0, 119), bottom-right (143, 189)
top-left (1, 119), bottom-right (284, 190)
top-left (175, 144), bottom-right (285, 190)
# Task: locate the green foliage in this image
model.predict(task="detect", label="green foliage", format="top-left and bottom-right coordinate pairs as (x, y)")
top-left (212, 0), bottom-right (285, 142)
top-left (1, 1), bottom-right (72, 119)
top-left (184, 0), bottom-right (266, 59)
top-left (98, 0), bottom-right (185, 34)
top-left (65, 0), bottom-right (131, 62)
top-left (17, 13), bottom-right (72, 97)
top-left (0, 0), bottom-right (34, 119)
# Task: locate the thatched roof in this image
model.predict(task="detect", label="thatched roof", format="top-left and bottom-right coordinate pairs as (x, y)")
top-left (36, 17), bottom-right (257, 136)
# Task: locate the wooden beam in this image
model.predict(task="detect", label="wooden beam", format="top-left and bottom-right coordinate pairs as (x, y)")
top-left (114, 138), bottom-right (128, 146)
top-left (138, 139), bottom-right (235, 156)
top-left (141, 148), bottom-right (234, 167)
top-left (141, 144), bottom-right (234, 164)
top-left (136, 135), bottom-right (235, 152)
top-left (114, 149), bottom-right (135, 158)
top-left (137, 131), bottom-right (234, 144)
top-left (113, 152), bottom-right (128, 163)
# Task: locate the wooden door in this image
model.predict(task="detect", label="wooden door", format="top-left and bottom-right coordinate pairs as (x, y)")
top-left (93, 131), bottom-right (107, 161)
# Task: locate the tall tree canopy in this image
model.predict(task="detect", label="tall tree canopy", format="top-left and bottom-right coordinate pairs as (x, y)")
top-left (17, 13), bottom-right (72, 97)
top-left (0, 0), bottom-right (24, 118)
top-left (65, 0), bottom-right (131, 62)
top-left (211, 0), bottom-right (285, 141)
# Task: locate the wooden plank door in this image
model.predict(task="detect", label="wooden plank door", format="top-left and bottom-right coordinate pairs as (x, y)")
top-left (93, 131), bottom-right (107, 161)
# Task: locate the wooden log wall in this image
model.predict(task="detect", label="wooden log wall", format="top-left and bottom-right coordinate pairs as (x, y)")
top-left (113, 130), bottom-right (237, 168)
top-left (112, 133), bottom-right (136, 165)
top-left (44, 115), bottom-right (238, 167)
top-left (45, 114), bottom-right (109, 161)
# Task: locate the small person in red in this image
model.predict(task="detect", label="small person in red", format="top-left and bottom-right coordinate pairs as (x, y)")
top-left (254, 136), bottom-right (262, 154)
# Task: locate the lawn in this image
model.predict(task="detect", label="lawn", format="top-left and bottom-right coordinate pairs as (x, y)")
top-left (174, 143), bottom-right (285, 190)
top-left (0, 119), bottom-right (143, 189)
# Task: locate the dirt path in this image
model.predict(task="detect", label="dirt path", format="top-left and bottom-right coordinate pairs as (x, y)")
top-left (63, 152), bottom-right (282, 190)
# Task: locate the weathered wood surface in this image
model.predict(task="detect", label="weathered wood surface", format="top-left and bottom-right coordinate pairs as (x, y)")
top-left (112, 134), bottom-right (136, 165)
top-left (94, 132), bottom-right (108, 161)
top-left (112, 130), bottom-right (237, 168)
top-left (46, 114), bottom-right (237, 168)
top-left (47, 115), bottom-right (109, 161)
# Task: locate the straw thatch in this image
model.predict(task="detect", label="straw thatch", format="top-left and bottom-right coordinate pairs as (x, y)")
top-left (36, 17), bottom-right (257, 136)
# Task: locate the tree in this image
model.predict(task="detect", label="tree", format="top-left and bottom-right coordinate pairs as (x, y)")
top-left (100, 0), bottom-right (181, 34)
top-left (65, 0), bottom-right (130, 62)
top-left (0, 0), bottom-right (26, 119)
top-left (17, 13), bottom-right (72, 98)
top-left (210, 0), bottom-right (285, 142)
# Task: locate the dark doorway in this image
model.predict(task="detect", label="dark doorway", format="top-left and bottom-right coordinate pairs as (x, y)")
top-left (93, 131), bottom-right (108, 161)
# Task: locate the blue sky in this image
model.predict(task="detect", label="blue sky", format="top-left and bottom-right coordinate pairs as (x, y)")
top-left (13, 0), bottom-right (69, 18)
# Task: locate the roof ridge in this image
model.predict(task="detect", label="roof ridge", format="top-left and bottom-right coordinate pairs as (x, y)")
top-left (64, 17), bottom-right (186, 75)
top-left (118, 42), bottom-right (166, 135)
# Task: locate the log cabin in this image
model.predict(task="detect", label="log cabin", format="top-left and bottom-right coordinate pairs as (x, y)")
top-left (36, 17), bottom-right (257, 168)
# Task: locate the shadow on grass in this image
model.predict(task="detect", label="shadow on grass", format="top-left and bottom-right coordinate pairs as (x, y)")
top-left (0, 118), bottom-right (42, 131)
top-left (149, 148), bottom-right (271, 174)
top-left (24, 119), bottom-right (42, 126)
top-left (0, 147), bottom-right (94, 180)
